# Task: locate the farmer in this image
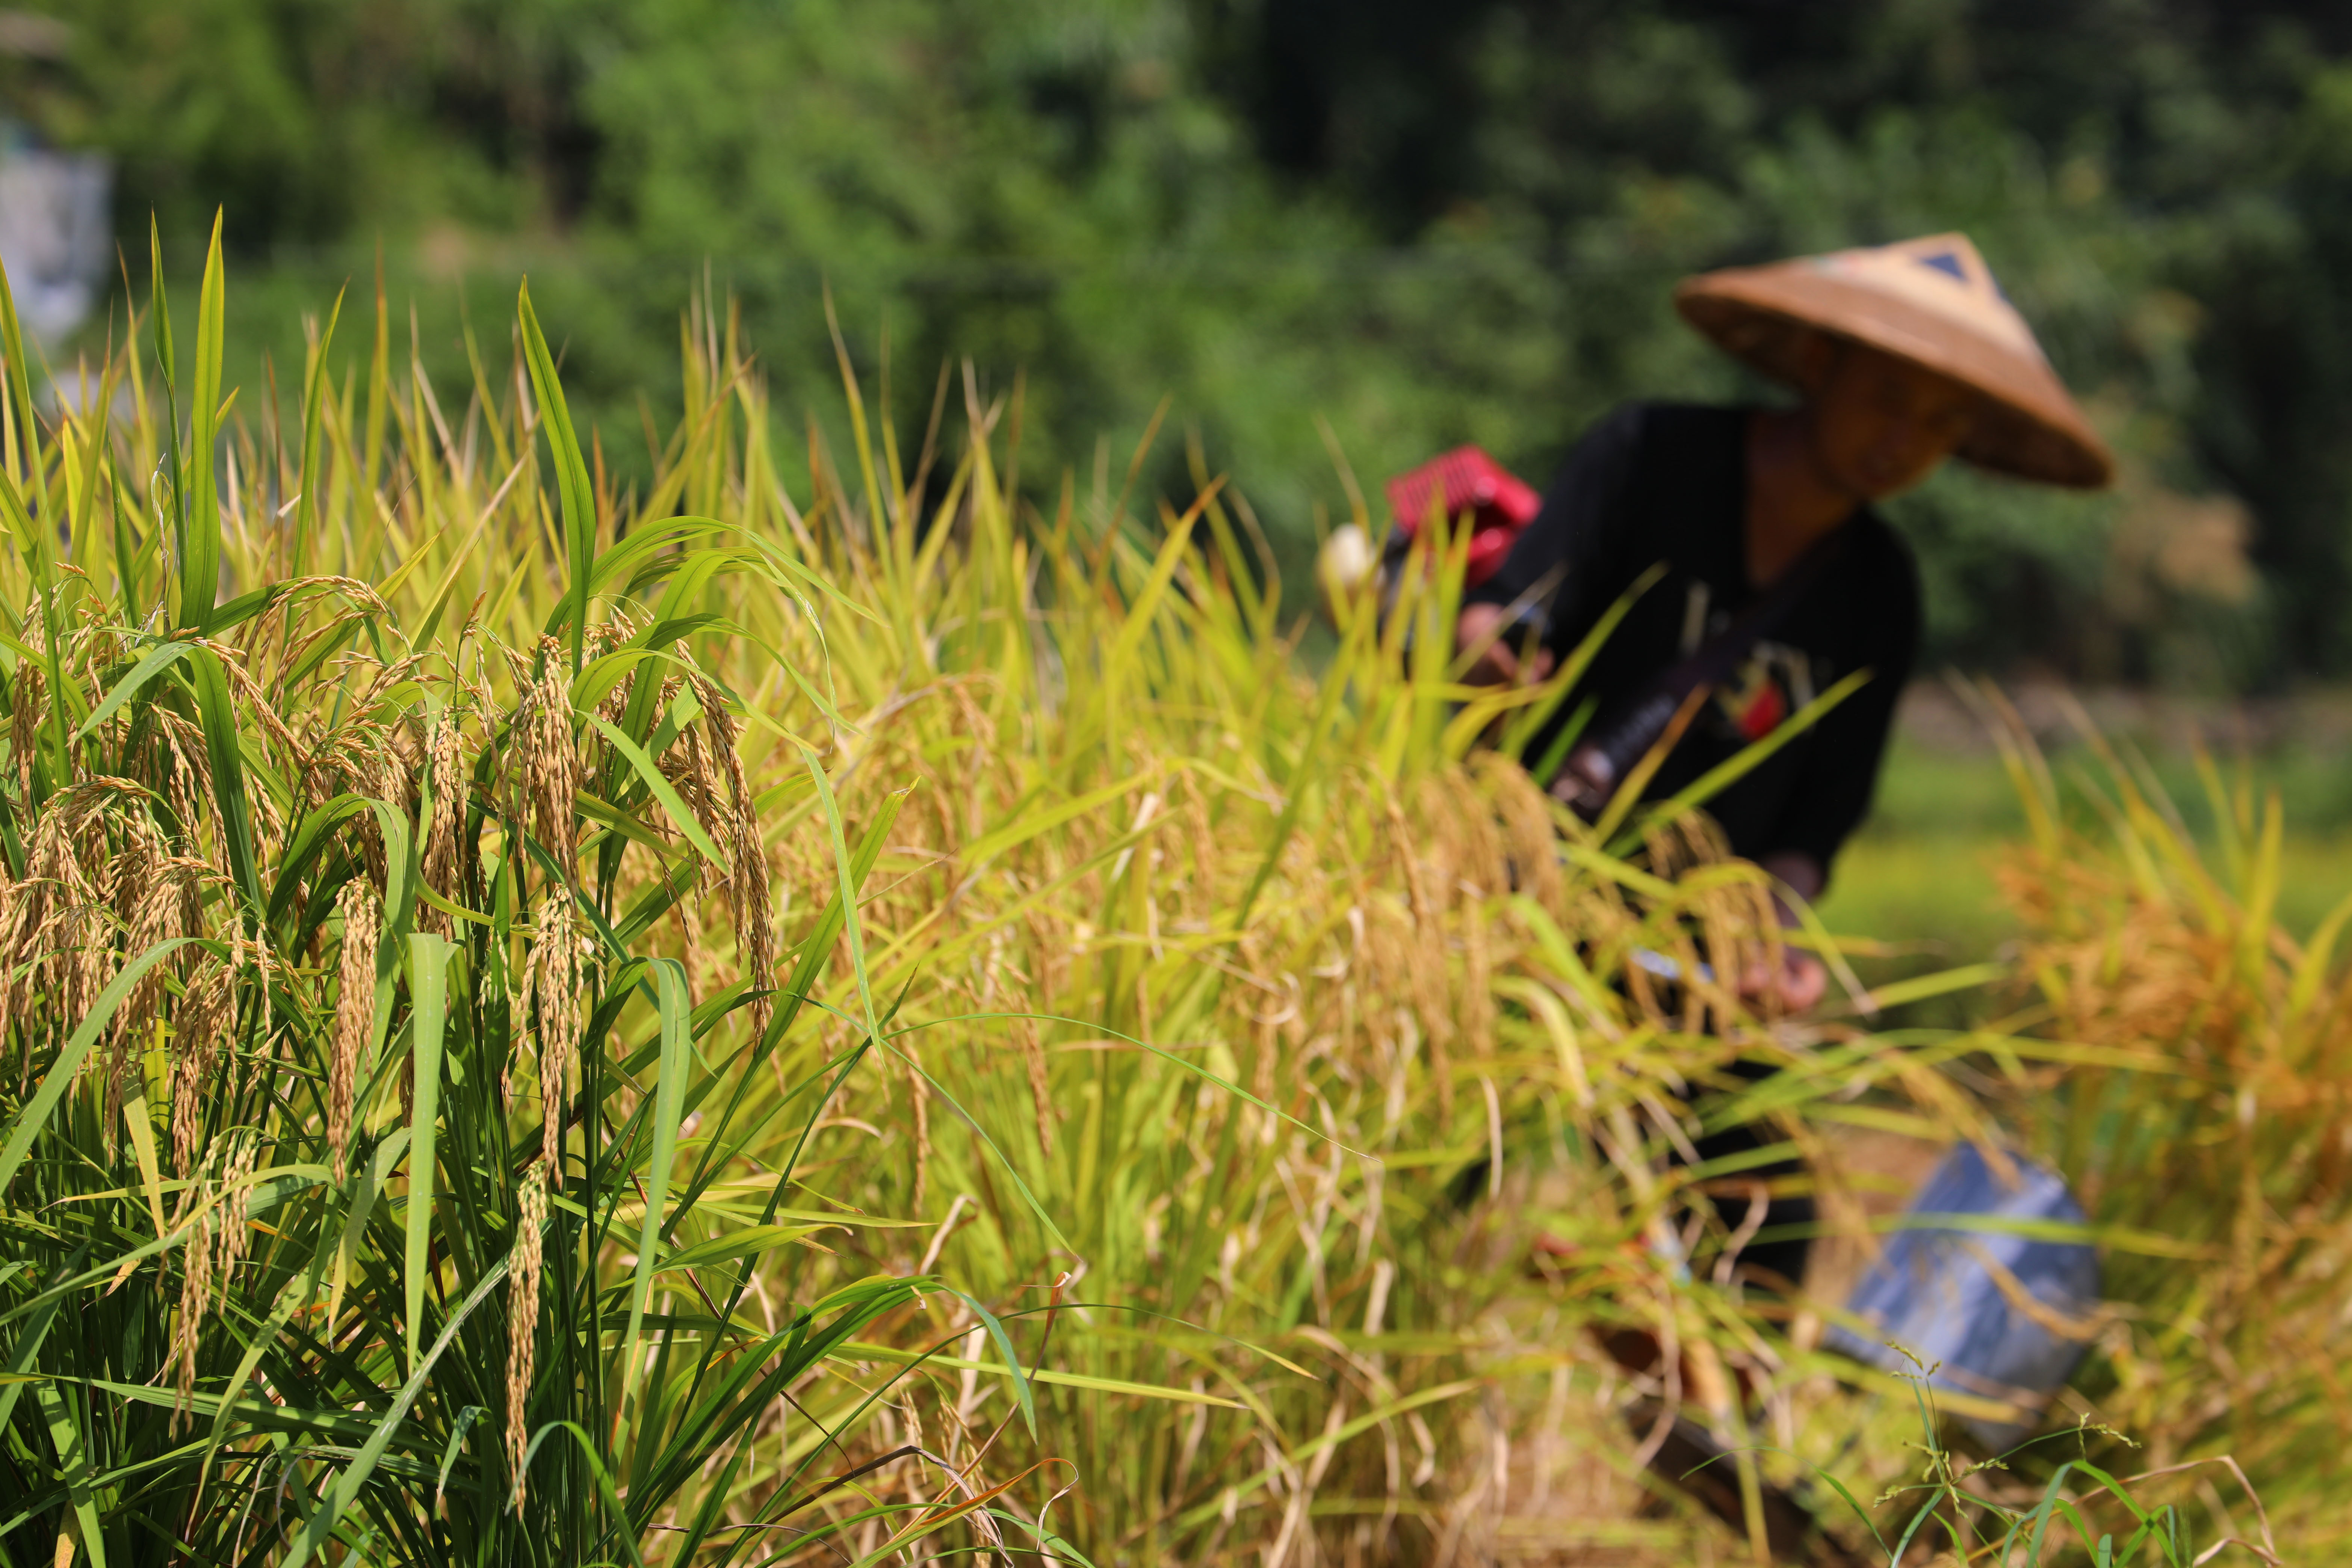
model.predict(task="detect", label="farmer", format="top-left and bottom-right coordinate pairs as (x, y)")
top-left (1459, 233), bottom-right (2112, 1012)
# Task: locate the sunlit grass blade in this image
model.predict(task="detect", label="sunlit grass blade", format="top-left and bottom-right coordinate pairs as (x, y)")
top-left (293, 283), bottom-right (346, 579)
top-left (180, 210), bottom-right (226, 631)
top-left (518, 279), bottom-right (598, 670)
top-left (403, 933), bottom-right (452, 1371)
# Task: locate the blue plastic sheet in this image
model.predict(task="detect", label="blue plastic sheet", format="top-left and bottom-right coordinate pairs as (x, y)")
top-left (1822, 1142), bottom-right (2101, 1447)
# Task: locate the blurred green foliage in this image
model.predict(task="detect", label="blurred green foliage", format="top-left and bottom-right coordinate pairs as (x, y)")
top-left (21, 0), bottom-right (2352, 684)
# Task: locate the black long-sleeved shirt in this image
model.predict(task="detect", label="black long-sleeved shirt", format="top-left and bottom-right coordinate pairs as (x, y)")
top-left (1471, 402), bottom-right (1919, 873)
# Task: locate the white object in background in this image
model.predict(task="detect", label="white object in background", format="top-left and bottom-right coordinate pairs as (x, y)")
top-left (1316, 522), bottom-right (1377, 609)
top-left (0, 149), bottom-right (110, 347)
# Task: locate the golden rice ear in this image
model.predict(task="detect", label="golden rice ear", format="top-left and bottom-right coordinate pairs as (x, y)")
top-left (97, 825), bottom-right (153, 1125)
top-left (512, 635), bottom-right (581, 881)
top-left (1381, 795), bottom-right (1453, 1115)
top-left (506, 1157), bottom-right (549, 1512)
top-left (327, 876), bottom-right (381, 1181)
top-left (1472, 752), bottom-right (1562, 910)
top-left (695, 675), bottom-right (776, 1032)
top-left (1178, 770), bottom-right (1219, 927)
top-left (420, 708), bottom-right (466, 936)
top-left (214, 1127), bottom-right (261, 1291)
top-left (225, 921), bottom-right (283, 1099)
top-left (1013, 1012), bottom-right (1053, 1158)
top-left (530, 896), bottom-right (588, 1172)
top-left (170, 962), bottom-right (231, 1175)
top-left (673, 895), bottom-right (708, 1005)
top-left (1460, 891), bottom-right (1495, 1056)
top-left (170, 1199), bottom-right (213, 1435)
top-left (151, 708), bottom-right (212, 852)
top-left (668, 690), bottom-right (724, 864)
top-left (8, 790), bottom-right (112, 1067)
top-left (171, 1124), bottom-right (256, 1436)
top-left (9, 630), bottom-right (42, 800)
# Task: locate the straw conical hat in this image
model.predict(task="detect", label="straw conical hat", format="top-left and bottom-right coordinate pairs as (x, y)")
top-left (1675, 233), bottom-right (2113, 488)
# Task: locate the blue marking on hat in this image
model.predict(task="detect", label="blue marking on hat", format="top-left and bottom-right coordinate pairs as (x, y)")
top-left (1918, 249), bottom-right (1969, 283)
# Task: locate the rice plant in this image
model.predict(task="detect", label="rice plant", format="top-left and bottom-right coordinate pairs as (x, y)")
top-left (0, 224), bottom-right (949, 1567)
top-left (0, 221), bottom-right (2295, 1567)
top-left (1975, 685), bottom-right (2341, 1559)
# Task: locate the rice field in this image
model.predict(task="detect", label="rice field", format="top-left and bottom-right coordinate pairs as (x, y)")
top-left (1824, 708), bottom-right (2352, 973)
top-left (0, 233), bottom-right (2332, 1565)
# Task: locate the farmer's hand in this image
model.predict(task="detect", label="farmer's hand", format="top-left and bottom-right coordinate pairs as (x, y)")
top-left (1740, 946), bottom-right (1828, 1012)
top-left (1456, 602), bottom-right (1555, 687)
top-left (1743, 849), bottom-right (1829, 1011)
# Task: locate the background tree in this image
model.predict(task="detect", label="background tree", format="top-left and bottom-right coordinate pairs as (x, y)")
top-left (23, 0), bottom-right (2352, 683)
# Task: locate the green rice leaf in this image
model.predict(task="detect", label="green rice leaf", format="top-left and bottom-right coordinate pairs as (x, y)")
top-left (619, 956), bottom-right (694, 1451)
top-left (266, 794), bottom-right (372, 927)
top-left (0, 254), bottom-right (46, 529)
top-left (846, 1340), bottom-right (1246, 1408)
top-left (796, 747), bottom-right (883, 1046)
top-left (515, 1421), bottom-right (648, 1568)
top-left (280, 1251), bottom-right (513, 1568)
top-left (518, 279), bottom-right (598, 671)
top-left (35, 1369), bottom-right (104, 1568)
top-left (951, 1293), bottom-right (1035, 1436)
top-left (180, 211), bottom-right (227, 632)
top-left (0, 938), bottom-right (197, 1196)
top-left (655, 1222), bottom-right (838, 1273)
top-left (585, 712), bottom-right (728, 867)
top-left (960, 771), bottom-right (1156, 871)
top-left (574, 786), bottom-right (684, 860)
top-left (402, 933), bottom-right (453, 1371)
top-left (206, 581), bottom-right (291, 634)
top-left (432, 1404), bottom-right (487, 1516)
top-left (328, 1129), bottom-right (407, 1331)
top-left (189, 647), bottom-right (260, 912)
top-left (73, 639), bottom-right (193, 741)
top-left (0, 1287), bottom-right (62, 1445)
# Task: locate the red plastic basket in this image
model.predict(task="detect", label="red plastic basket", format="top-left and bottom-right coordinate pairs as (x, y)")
top-left (1383, 446), bottom-right (1540, 588)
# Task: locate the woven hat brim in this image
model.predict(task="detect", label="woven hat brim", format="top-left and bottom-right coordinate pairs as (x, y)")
top-left (1675, 269), bottom-right (2115, 489)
